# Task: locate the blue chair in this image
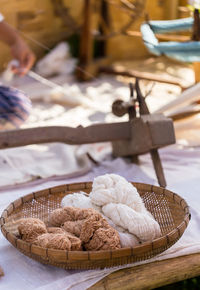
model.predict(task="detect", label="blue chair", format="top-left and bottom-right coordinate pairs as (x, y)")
top-left (140, 17), bottom-right (200, 63)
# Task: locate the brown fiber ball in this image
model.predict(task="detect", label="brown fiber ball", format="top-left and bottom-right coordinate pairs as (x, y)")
top-left (80, 215), bottom-right (109, 243)
top-left (74, 208), bottom-right (102, 221)
top-left (64, 232), bottom-right (82, 251)
top-left (59, 207), bottom-right (101, 221)
top-left (48, 207), bottom-right (121, 251)
top-left (49, 208), bottom-right (74, 227)
top-left (62, 220), bottom-right (84, 237)
top-left (47, 227), bottom-right (65, 234)
top-left (47, 227), bottom-right (82, 250)
top-left (18, 218), bottom-right (47, 243)
top-left (49, 207), bottom-right (102, 228)
top-left (34, 233), bottom-right (71, 250)
top-left (84, 227), bottom-right (121, 251)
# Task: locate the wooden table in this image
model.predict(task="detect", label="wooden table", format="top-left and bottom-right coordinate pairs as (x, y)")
top-left (89, 253), bottom-right (200, 289)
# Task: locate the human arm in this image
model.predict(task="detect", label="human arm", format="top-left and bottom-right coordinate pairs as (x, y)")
top-left (0, 20), bottom-right (35, 75)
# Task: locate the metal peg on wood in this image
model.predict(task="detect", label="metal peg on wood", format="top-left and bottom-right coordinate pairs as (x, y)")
top-left (112, 82), bottom-right (136, 118)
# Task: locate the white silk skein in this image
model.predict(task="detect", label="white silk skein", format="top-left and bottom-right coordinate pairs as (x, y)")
top-left (90, 174), bottom-right (146, 212)
top-left (102, 203), bottom-right (161, 242)
top-left (61, 192), bottom-right (100, 212)
top-left (90, 174), bottom-right (161, 241)
top-left (118, 232), bottom-right (140, 247)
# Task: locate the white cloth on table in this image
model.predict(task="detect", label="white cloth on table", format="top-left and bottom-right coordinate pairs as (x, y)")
top-left (1, 144), bottom-right (200, 289)
top-left (0, 143), bottom-right (91, 189)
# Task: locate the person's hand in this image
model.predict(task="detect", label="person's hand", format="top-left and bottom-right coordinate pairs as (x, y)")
top-left (0, 21), bottom-right (35, 75)
top-left (10, 38), bottom-right (35, 76)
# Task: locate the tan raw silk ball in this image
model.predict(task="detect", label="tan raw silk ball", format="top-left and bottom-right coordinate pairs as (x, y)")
top-left (45, 227), bottom-right (82, 250)
top-left (34, 233), bottom-right (72, 250)
top-left (84, 227), bottom-right (121, 251)
top-left (18, 218), bottom-right (47, 243)
top-left (80, 215), bottom-right (110, 243)
top-left (47, 227), bottom-right (66, 234)
top-left (62, 220), bottom-right (84, 237)
top-left (49, 207), bottom-right (75, 226)
top-left (65, 232), bottom-right (82, 251)
top-left (49, 206), bottom-right (121, 251)
top-left (74, 208), bottom-right (102, 220)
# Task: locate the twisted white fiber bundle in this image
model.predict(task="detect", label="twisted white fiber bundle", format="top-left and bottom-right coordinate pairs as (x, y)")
top-left (106, 213), bottom-right (140, 247)
top-left (90, 174), bottom-right (161, 242)
top-left (90, 174), bottom-right (146, 213)
top-left (118, 232), bottom-right (140, 248)
top-left (102, 203), bottom-right (161, 241)
top-left (61, 192), bottom-right (100, 211)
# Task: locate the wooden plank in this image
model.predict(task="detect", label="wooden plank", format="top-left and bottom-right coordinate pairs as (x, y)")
top-left (76, 0), bottom-right (94, 81)
top-left (135, 80), bottom-right (166, 188)
top-left (100, 65), bottom-right (186, 89)
top-left (150, 149), bottom-right (166, 188)
top-left (89, 253), bottom-right (200, 290)
top-left (193, 62), bottom-right (200, 83)
top-left (169, 104), bottom-right (200, 121)
top-left (126, 30), bottom-right (190, 42)
top-left (0, 122), bottom-right (130, 149)
top-left (164, 0), bottom-right (178, 20)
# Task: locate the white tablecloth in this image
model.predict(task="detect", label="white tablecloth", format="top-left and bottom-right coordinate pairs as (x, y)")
top-left (1, 144), bottom-right (200, 290)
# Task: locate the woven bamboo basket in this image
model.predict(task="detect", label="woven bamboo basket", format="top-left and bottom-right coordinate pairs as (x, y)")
top-left (0, 182), bottom-right (190, 269)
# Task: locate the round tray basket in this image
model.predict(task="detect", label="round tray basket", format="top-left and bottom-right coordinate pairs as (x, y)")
top-left (0, 182), bottom-right (190, 269)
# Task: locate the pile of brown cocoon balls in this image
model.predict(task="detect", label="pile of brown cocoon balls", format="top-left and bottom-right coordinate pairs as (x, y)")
top-left (18, 207), bottom-right (121, 251)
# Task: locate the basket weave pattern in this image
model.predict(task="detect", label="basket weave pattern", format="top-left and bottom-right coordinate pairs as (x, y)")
top-left (0, 182), bottom-right (190, 269)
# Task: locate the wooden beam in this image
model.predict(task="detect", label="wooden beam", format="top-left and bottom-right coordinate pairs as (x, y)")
top-left (193, 62), bottom-right (200, 83)
top-left (76, 0), bottom-right (94, 81)
top-left (164, 0), bottom-right (178, 20)
top-left (89, 253), bottom-right (200, 290)
top-left (169, 104), bottom-right (200, 121)
top-left (0, 123), bottom-right (131, 149)
top-left (126, 30), bottom-right (190, 42)
top-left (100, 65), bottom-right (186, 89)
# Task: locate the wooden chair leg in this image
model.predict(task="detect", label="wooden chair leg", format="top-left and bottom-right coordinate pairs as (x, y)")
top-left (193, 62), bottom-right (200, 104)
top-left (193, 62), bottom-right (200, 83)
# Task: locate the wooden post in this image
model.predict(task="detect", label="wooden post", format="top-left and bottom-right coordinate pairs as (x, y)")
top-left (76, 0), bottom-right (111, 81)
top-left (192, 9), bottom-right (200, 41)
top-left (89, 253), bottom-right (200, 290)
top-left (192, 9), bottom-right (200, 83)
top-left (76, 0), bottom-right (94, 81)
top-left (193, 62), bottom-right (200, 83)
top-left (135, 79), bottom-right (166, 188)
top-left (164, 0), bottom-right (178, 20)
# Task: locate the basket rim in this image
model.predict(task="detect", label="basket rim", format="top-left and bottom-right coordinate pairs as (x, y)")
top-left (0, 181), bottom-right (191, 261)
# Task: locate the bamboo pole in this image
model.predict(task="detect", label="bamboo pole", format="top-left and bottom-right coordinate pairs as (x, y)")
top-left (164, 0), bottom-right (178, 20)
top-left (76, 0), bottom-right (94, 80)
top-left (89, 253), bottom-right (200, 290)
top-left (126, 30), bottom-right (190, 42)
top-left (193, 62), bottom-right (200, 83)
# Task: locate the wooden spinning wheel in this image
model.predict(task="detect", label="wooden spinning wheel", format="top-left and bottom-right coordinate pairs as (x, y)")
top-left (75, 0), bottom-right (188, 89)
top-left (94, 0), bottom-right (147, 40)
top-left (51, 0), bottom-right (146, 37)
top-left (76, 0), bottom-right (147, 80)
